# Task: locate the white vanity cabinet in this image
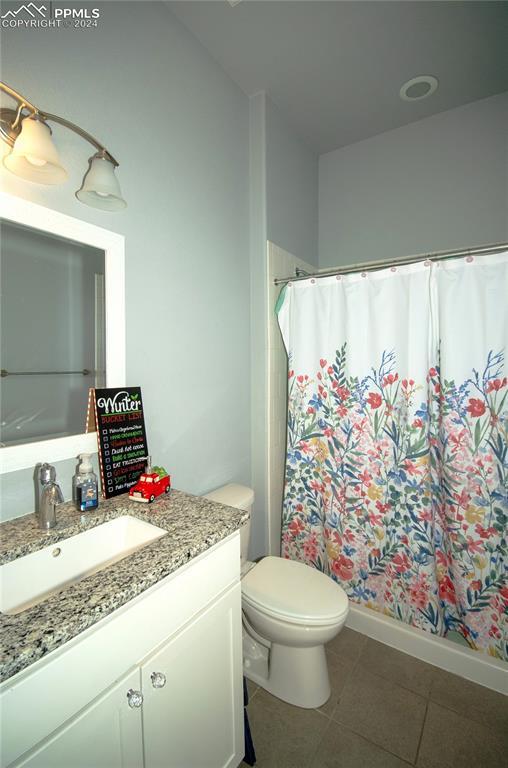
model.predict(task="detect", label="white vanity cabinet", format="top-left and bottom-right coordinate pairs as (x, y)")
top-left (1, 534), bottom-right (243, 768)
top-left (13, 669), bottom-right (144, 768)
top-left (142, 588), bottom-right (241, 768)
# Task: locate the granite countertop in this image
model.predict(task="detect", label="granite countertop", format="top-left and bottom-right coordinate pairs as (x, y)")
top-left (0, 490), bottom-right (248, 683)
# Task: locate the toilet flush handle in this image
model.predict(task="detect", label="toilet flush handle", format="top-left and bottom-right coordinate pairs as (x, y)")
top-left (151, 671), bottom-right (167, 689)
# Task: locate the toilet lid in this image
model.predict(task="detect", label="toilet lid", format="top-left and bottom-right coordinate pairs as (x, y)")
top-left (242, 556), bottom-right (348, 623)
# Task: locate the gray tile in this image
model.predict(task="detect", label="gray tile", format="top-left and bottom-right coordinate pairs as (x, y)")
top-left (326, 627), bottom-right (368, 665)
top-left (311, 720), bottom-right (412, 768)
top-left (417, 702), bottom-right (507, 768)
top-left (318, 649), bottom-right (353, 718)
top-left (430, 668), bottom-right (508, 740)
top-left (359, 638), bottom-right (436, 697)
top-left (332, 666), bottom-right (427, 763)
top-left (246, 688), bottom-right (329, 768)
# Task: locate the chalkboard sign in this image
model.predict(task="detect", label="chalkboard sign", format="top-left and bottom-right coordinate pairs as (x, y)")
top-left (87, 387), bottom-right (148, 499)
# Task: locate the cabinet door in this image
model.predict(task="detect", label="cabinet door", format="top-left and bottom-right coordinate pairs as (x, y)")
top-left (13, 669), bottom-right (143, 768)
top-left (141, 584), bottom-right (243, 768)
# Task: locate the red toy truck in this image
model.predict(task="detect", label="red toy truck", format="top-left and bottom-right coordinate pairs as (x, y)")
top-left (129, 466), bottom-right (171, 503)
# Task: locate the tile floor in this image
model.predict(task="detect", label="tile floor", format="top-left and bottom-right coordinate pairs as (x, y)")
top-left (243, 628), bottom-right (508, 768)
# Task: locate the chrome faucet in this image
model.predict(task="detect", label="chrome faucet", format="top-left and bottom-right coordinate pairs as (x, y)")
top-left (36, 463), bottom-right (64, 530)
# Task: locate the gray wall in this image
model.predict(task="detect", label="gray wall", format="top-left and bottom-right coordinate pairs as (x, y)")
top-left (0, 1), bottom-right (251, 520)
top-left (319, 92), bottom-right (508, 267)
top-left (266, 96), bottom-right (319, 266)
top-left (248, 93), bottom-right (268, 558)
top-left (248, 92), bottom-right (319, 557)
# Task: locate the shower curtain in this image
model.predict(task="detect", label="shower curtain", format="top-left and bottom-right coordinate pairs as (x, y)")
top-left (278, 253), bottom-right (508, 661)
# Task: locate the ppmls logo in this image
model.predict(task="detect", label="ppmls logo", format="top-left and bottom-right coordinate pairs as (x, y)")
top-left (1, 3), bottom-right (100, 27)
top-left (1, 3), bottom-right (47, 19)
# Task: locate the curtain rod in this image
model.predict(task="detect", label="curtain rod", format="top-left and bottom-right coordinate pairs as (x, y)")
top-left (273, 241), bottom-right (508, 286)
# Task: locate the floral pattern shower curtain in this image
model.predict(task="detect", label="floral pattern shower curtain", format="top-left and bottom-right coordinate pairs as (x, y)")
top-left (278, 253), bottom-right (508, 660)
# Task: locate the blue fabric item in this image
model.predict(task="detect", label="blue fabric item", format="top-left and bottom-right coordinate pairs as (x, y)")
top-left (243, 677), bottom-right (256, 765)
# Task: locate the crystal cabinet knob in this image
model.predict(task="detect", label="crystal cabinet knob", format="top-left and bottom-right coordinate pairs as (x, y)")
top-left (127, 689), bottom-right (144, 708)
top-left (151, 671), bottom-right (167, 689)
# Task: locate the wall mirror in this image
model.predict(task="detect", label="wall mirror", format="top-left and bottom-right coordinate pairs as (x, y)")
top-left (0, 192), bottom-right (125, 473)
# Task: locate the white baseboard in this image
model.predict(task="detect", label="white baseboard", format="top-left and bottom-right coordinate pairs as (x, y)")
top-left (346, 604), bottom-right (507, 695)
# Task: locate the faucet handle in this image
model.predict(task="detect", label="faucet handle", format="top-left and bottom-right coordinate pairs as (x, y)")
top-left (39, 463), bottom-right (56, 484)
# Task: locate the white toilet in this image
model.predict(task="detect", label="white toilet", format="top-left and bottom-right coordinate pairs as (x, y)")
top-left (204, 484), bottom-right (349, 709)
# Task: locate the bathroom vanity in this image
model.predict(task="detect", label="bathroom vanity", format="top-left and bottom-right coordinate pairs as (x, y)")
top-left (0, 491), bottom-right (248, 768)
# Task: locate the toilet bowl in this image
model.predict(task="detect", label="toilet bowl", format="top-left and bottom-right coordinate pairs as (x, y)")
top-left (204, 484), bottom-right (349, 709)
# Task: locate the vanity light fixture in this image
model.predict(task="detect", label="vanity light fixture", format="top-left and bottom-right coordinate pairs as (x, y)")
top-left (0, 81), bottom-right (126, 211)
top-left (76, 151), bottom-right (126, 211)
top-left (3, 115), bottom-right (67, 184)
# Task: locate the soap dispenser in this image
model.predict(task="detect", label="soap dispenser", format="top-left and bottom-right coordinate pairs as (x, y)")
top-left (72, 453), bottom-right (99, 512)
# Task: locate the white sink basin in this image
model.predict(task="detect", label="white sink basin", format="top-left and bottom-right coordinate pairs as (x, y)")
top-left (0, 516), bottom-right (167, 615)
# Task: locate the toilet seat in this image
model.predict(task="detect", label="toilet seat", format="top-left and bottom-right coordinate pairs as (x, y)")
top-left (242, 592), bottom-right (346, 627)
top-left (242, 556), bottom-right (348, 625)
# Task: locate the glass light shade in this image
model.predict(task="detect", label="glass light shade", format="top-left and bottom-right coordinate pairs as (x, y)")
top-left (3, 117), bottom-right (68, 184)
top-left (76, 155), bottom-right (127, 211)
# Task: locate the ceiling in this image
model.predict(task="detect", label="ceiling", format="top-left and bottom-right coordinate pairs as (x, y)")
top-left (167, 1), bottom-right (508, 154)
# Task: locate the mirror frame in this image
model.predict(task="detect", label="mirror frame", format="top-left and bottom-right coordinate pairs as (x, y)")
top-left (0, 191), bottom-right (125, 473)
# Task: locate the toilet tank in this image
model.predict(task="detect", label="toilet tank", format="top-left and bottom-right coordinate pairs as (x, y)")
top-left (203, 484), bottom-right (254, 564)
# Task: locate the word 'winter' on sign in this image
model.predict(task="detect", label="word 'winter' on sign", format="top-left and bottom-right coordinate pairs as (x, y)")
top-left (96, 390), bottom-right (142, 414)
